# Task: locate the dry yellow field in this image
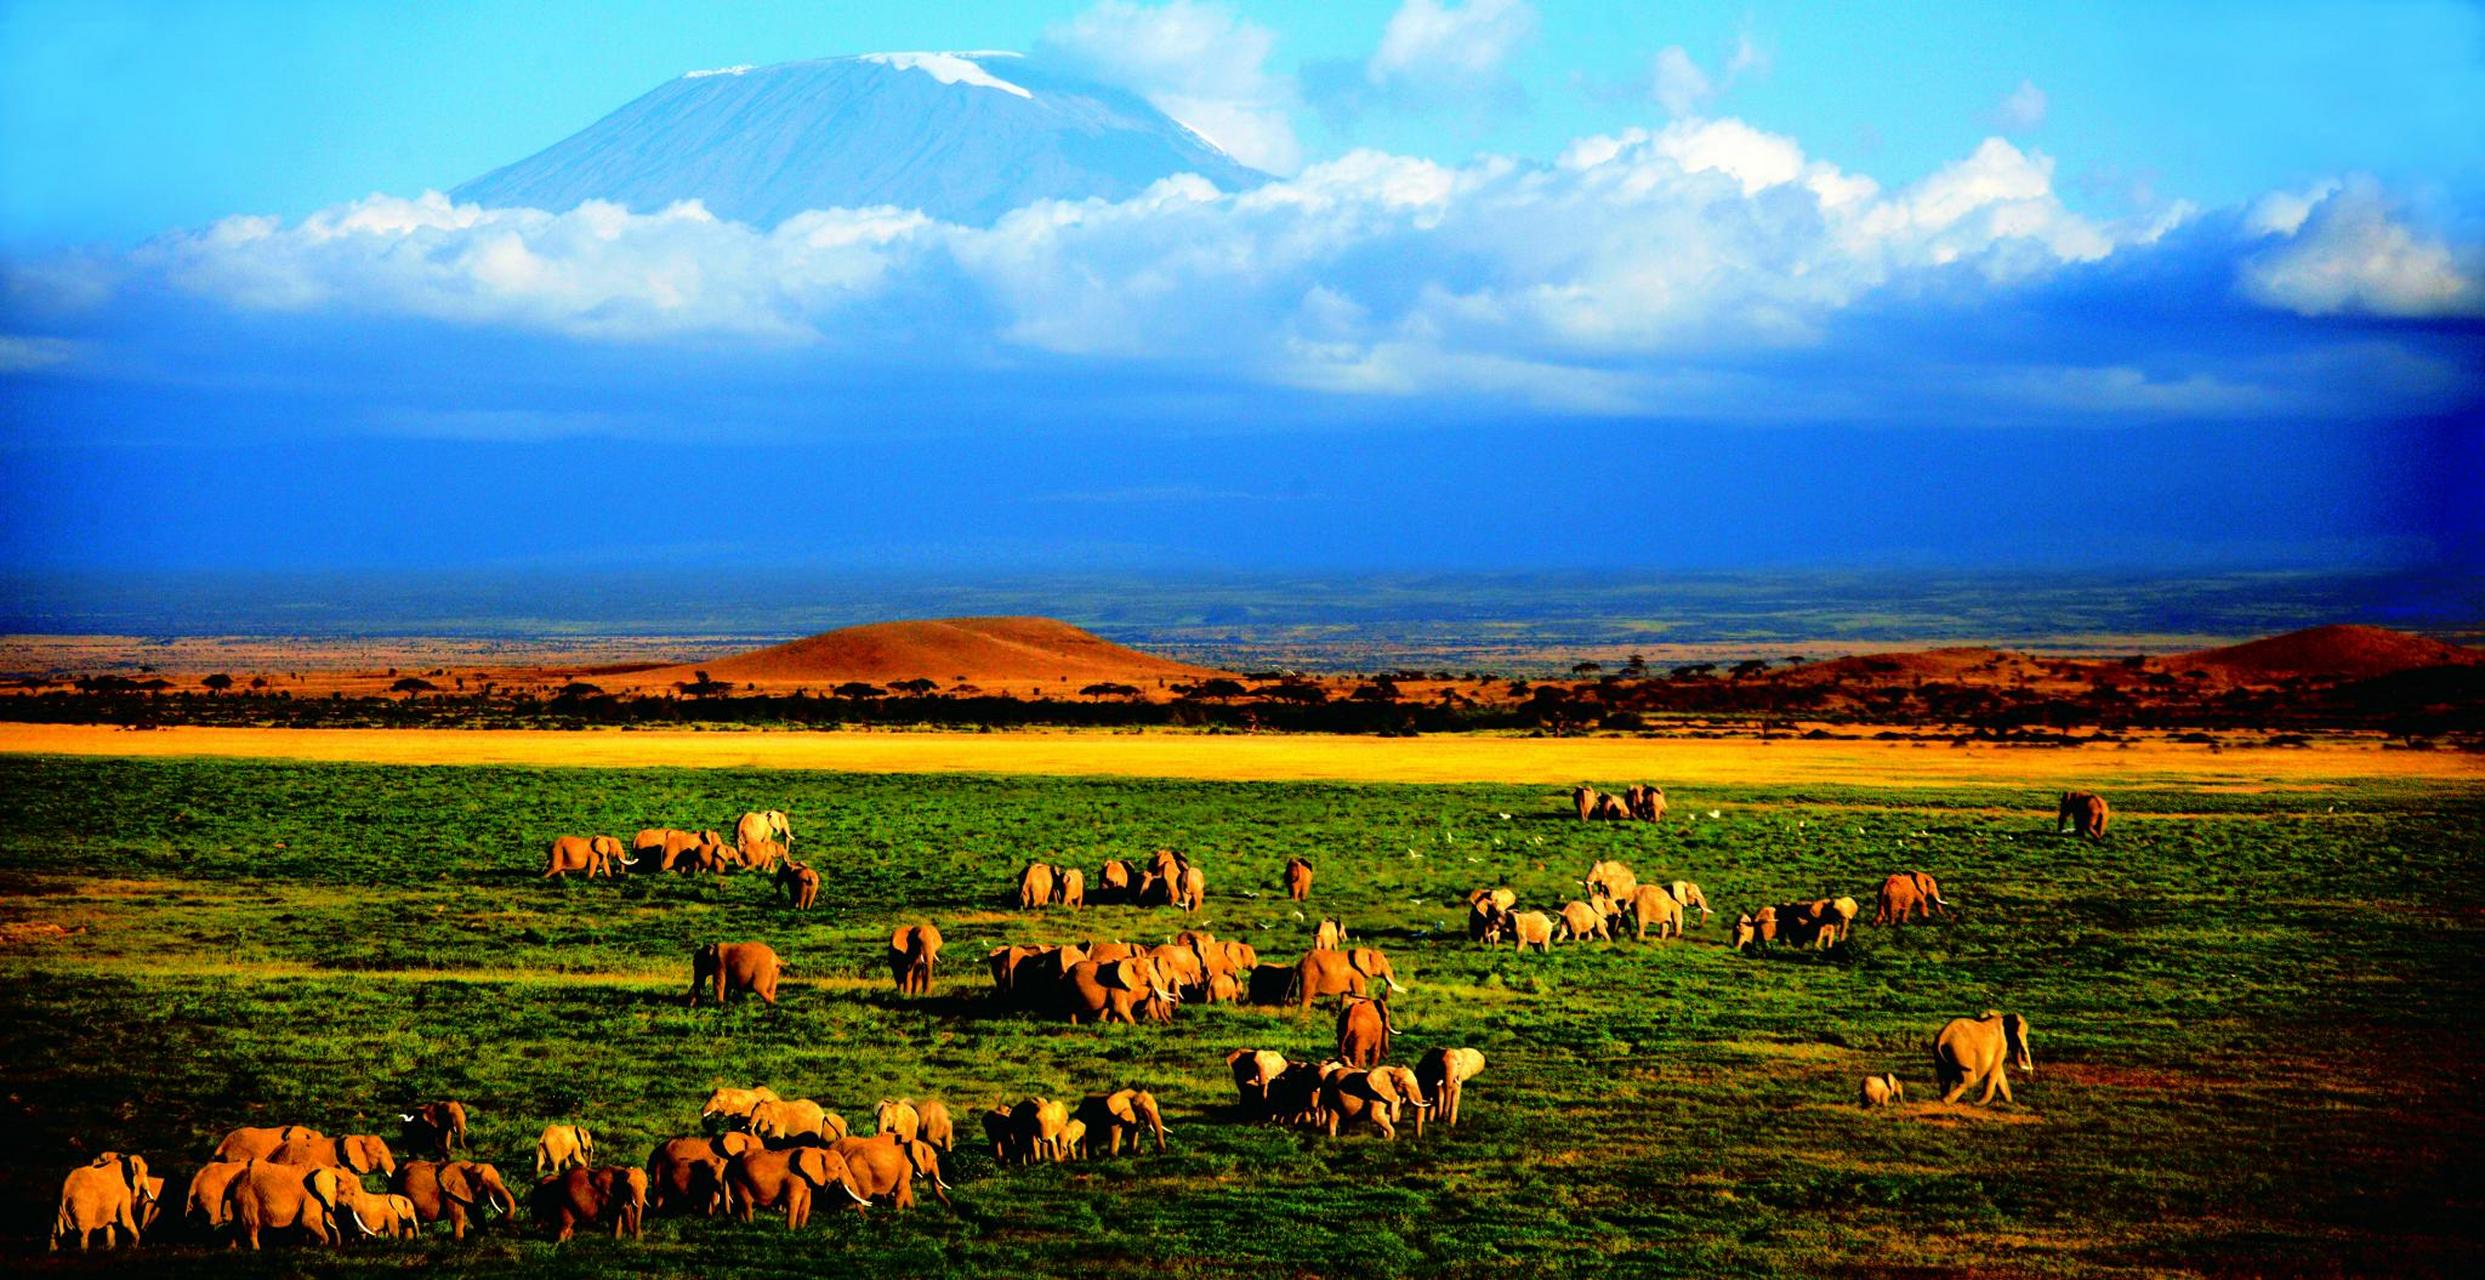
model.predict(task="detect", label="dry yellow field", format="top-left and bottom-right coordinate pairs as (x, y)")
top-left (1, 722), bottom-right (2474, 787)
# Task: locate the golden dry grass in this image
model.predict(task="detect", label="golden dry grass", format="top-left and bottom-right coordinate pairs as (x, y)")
top-left (0, 722), bottom-right (2474, 786)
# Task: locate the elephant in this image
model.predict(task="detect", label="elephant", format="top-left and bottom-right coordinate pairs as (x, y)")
top-left (535, 1126), bottom-right (593, 1178)
top-left (1860, 1073), bottom-right (1905, 1108)
top-left (1085, 940), bottom-right (1140, 964)
top-left (2058, 791), bottom-right (2110, 840)
top-left (1626, 784), bottom-right (1667, 822)
top-left (399, 1100), bottom-right (468, 1161)
top-left (1056, 866), bottom-right (1087, 909)
top-left (685, 839), bottom-right (736, 874)
top-left (336, 1184), bottom-right (420, 1239)
top-left (888, 924), bottom-right (943, 997)
top-left (1668, 881), bottom-right (1713, 925)
top-left (738, 837), bottom-right (787, 872)
top-left (1335, 994), bottom-right (1396, 1067)
top-left (530, 1165), bottom-right (647, 1241)
top-left (1321, 1068), bottom-right (1425, 1139)
top-left (776, 860), bottom-right (821, 909)
top-left (1062, 956), bottom-right (1181, 1025)
top-left (1933, 1011), bottom-right (2034, 1105)
top-left (1416, 1047), bottom-right (1486, 1128)
top-left (980, 1106), bottom-right (1019, 1165)
top-left (831, 1133), bottom-right (948, 1210)
top-left (1824, 896), bottom-right (1861, 942)
top-left (1286, 947), bottom-right (1404, 1008)
top-left (723, 1147), bottom-right (865, 1228)
top-left (186, 1160), bottom-right (251, 1229)
top-left (1283, 857), bottom-right (1314, 901)
top-left (543, 834), bottom-right (626, 878)
top-left (689, 941), bottom-right (781, 1007)
top-left (1875, 871), bottom-right (1950, 924)
top-left (51, 1153), bottom-right (155, 1251)
top-left (1625, 884), bottom-right (1683, 940)
top-left (646, 1134), bottom-right (757, 1216)
top-left (1009, 1097), bottom-right (1070, 1164)
top-left (1371, 1065), bottom-right (1433, 1136)
top-left (1073, 1089), bottom-right (1169, 1157)
top-left (1017, 861), bottom-right (1058, 909)
top-left (1467, 898), bottom-right (1506, 943)
top-left (395, 1159), bottom-right (515, 1240)
top-left (1265, 1060), bottom-right (1326, 1128)
top-left (735, 809), bottom-right (794, 853)
top-left (701, 1086), bottom-right (780, 1129)
top-left (916, 1100), bottom-right (955, 1152)
top-left (1217, 939), bottom-right (1260, 979)
top-left (213, 1125), bottom-right (321, 1164)
top-left (1499, 910), bottom-right (1555, 953)
top-left (1468, 887), bottom-right (1518, 913)
top-left (269, 1134), bottom-right (395, 1179)
top-left (1585, 859), bottom-right (1638, 903)
top-left (1732, 907), bottom-right (1777, 951)
top-left (1098, 859), bottom-right (1135, 901)
top-left (750, 1099), bottom-right (845, 1147)
top-left (1556, 899), bottom-right (1612, 943)
top-left (1591, 794), bottom-right (1630, 821)
top-left (1226, 1048), bottom-right (1291, 1121)
top-left (1058, 1117), bottom-right (1090, 1161)
top-left (1172, 861), bottom-right (1207, 911)
top-left (873, 1099), bottom-right (921, 1145)
top-left (1314, 918), bottom-right (1347, 951)
top-left (636, 827), bottom-right (717, 871)
top-left (1147, 942), bottom-right (1206, 992)
top-left (224, 1159), bottom-right (341, 1250)
top-left (1572, 785), bottom-right (1599, 821)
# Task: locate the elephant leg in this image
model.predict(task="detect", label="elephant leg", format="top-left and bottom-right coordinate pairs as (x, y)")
top-left (1940, 1073), bottom-right (1971, 1105)
top-left (1994, 1072), bottom-right (2014, 1106)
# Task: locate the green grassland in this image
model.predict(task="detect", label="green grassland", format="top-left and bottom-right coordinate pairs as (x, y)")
top-left (1, 756), bottom-right (2479, 1277)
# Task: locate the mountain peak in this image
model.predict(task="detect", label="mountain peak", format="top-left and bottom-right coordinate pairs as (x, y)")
top-left (453, 53), bottom-right (1267, 227)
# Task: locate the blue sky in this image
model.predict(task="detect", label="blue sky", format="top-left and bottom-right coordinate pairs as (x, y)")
top-left (1, 0), bottom-right (2479, 580)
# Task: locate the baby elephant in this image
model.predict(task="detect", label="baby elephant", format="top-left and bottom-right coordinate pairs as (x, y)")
top-left (1859, 1073), bottom-right (1905, 1108)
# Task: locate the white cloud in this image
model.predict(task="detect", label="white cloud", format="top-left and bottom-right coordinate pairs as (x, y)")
top-left (0, 334), bottom-right (81, 373)
top-left (1993, 79), bottom-right (2047, 132)
top-left (2240, 179), bottom-right (2481, 318)
top-left (1650, 47), bottom-right (1714, 118)
top-left (1368, 0), bottom-right (1539, 88)
top-left (1043, 1), bottom-right (1303, 174)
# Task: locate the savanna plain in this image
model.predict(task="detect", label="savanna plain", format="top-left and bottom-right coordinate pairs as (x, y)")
top-left (3, 750), bottom-right (2480, 1277)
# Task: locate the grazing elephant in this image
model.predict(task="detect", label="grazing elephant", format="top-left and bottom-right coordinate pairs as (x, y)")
top-left (724, 1148), bottom-right (864, 1228)
top-left (1500, 910), bottom-right (1556, 953)
top-left (531, 1166), bottom-right (647, 1241)
top-left (1823, 896), bottom-right (1861, 942)
top-left (1147, 943), bottom-right (1207, 993)
top-left (1058, 1117), bottom-right (1090, 1161)
top-left (1468, 887), bottom-right (1518, 913)
top-left (224, 1159), bottom-right (341, 1250)
top-left (690, 941), bottom-right (782, 1007)
top-left (1860, 1073), bottom-right (1905, 1108)
top-left (1668, 881), bottom-right (1712, 925)
top-left (1467, 898), bottom-right (1507, 943)
top-left (1056, 866), bottom-right (1086, 909)
top-left (1625, 884), bottom-right (1683, 940)
top-left (750, 1099), bottom-right (844, 1147)
top-left (1098, 859), bottom-right (1135, 901)
top-left (1283, 857), bottom-right (1314, 901)
top-left (1591, 794), bottom-right (1630, 821)
top-left (1732, 907), bottom-right (1777, 951)
top-left (888, 924), bottom-right (943, 997)
top-left (1556, 899), bottom-right (1612, 943)
top-left (1371, 1065), bottom-right (1432, 1136)
top-left (1933, 1011), bottom-right (2034, 1106)
top-left (1062, 956), bottom-right (1181, 1025)
top-left (1227, 1048), bottom-right (1291, 1121)
top-left (739, 837), bottom-right (788, 873)
top-left (1335, 994), bottom-right (1396, 1067)
top-left (1073, 1089), bottom-right (1169, 1157)
top-left (980, 1107), bottom-right (1018, 1165)
top-left (916, 1100), bottom-right (955, 1152)
top-left (51, 1153), bottom-right (155, 1251)
top-left (1585, 859), bottom-right (1638, 903)
top-left (535, 1126), bottom-right (593, 1178)
top-left (543, 834), bottom-right (625, 878)
top-left (1322, 1068), bottom-right (1423, 1139)
top-left (831, 1133), bottom-right (948, 1210)
top-left (775, 860), bottom-right (821, 909)
top-left (213, 1125), bottom-right (321, 1164)
top-left (735, 810), bottom-right (794, 853)
top-left (1265, 1060), bottom-right (1326, 1128)
top-left (2058, 791), bottom-right (2110, 840)
top-left (1627, 784), bottom-right (1667, 822)
top-left (1287, 947), bottom-right (1404, 1008)
top-left (1572, 785), bottom-right (1599, 821)
top-left (646, 1133), bottom-right (757, 1216)
top-left (186, 1160), bottom-right (251, 1229)
top-left (1314, 918), bottom-right (1346, 951)
top-left (873, 1099), bottom-right (921, 1145)
top-left (399, 1100), bottom-right (468, 1161)
top-left (635, 828), bottom-right (715, 871)
top-left (1009, 1098), bottom-right (1071, 1164)
top-left (1017, 862), bottom-right (1058, 909)
top-left (396, 1159), bottom-right (515, 1240)
top-left (701, 1086), bottom-right (780, 1129)
top-left (1416, 1047), bottom-right (1486, 1128)
top-left (269, 1134), bottom-right (395, 1179)
top-left (1875, 871), bottom-right (1950, 924)
top-left (335, 1183), bottom-right (420, 1239)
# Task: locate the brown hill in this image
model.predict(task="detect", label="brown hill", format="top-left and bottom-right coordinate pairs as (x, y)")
top-left (2173, 625), bottom-right (2481, 683)
top-left (619, 617), bottom-right (1224, 693)
top-left (1776, 647), bottom-right (2053, 685)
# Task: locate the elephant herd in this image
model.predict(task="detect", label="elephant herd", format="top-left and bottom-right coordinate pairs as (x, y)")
top-left (1016, 847), bottom-right (1205, 911)
top-left (1573, 782), bottom-right (1665, 822)
top-left (1227, 1037), bottom-right (1487, 1142)
top-left (979, 1089), bottom-right (1169, 1165)
top-left (1465, 862), bottom-right (1712, 951)
top-left (542, 809), bottom-right (797, 881)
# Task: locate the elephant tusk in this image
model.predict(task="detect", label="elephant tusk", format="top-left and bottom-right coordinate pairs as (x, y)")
top-left (840, 1182), bottom-right (870, 1206)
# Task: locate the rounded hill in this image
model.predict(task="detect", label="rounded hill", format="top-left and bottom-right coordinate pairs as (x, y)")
top-left (629, 617), bottom-right (1223, 692)
top-left (2173, 624), bottom-right (2481, 682)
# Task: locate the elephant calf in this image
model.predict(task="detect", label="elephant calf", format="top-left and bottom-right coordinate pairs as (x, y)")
top-left (531, 1166), bottom-right (647, 1241)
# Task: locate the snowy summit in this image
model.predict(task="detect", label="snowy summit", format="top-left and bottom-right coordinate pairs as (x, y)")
top-left (453, 52), bottom-right (1267, 227)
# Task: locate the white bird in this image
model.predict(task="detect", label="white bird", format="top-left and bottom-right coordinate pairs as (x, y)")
top-left (1467, 856), bottom-right (1481, 863)
top-left (1291, 909), bottom-right (1305, 920)
top-left (1708, 810), bottom-right (1723, 820)
top-left (1241, 889), bottom-right (1261, 898)
top-left (1496, 812), bottom-right (1513, 820)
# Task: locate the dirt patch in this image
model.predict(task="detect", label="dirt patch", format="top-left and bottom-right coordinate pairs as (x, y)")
top-left (2045, 1062), bottom-right (2223, 1091)
top-left (1904, 1102), bottom-right (2046, 1127)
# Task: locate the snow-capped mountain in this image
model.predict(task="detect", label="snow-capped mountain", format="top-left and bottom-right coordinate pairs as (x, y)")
top-left (452, 52), bottom-right (1269, 226)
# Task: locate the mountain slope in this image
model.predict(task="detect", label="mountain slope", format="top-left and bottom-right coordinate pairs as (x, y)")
top-left (2173, 624), bottom-right (2481, 682)
top-left (452, 53), bottom-right (1268, 226)
top-left (625, 617), bottom-right (1223, 690)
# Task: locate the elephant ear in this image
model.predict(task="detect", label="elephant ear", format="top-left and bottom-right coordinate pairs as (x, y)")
top-left (440, 1162), bottom-right (475, 1204)
top-left (719, 1132), bottom-right (757, 1158)
top-left (1108, 1093), bottom-right (1137, 1124)
top-left (890, 927), bottom-right (912, 952)
top-left (1365, 1072), bottom-right (1402, 1105)
top-left (1110, 959), bottom-right (1144, 991)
